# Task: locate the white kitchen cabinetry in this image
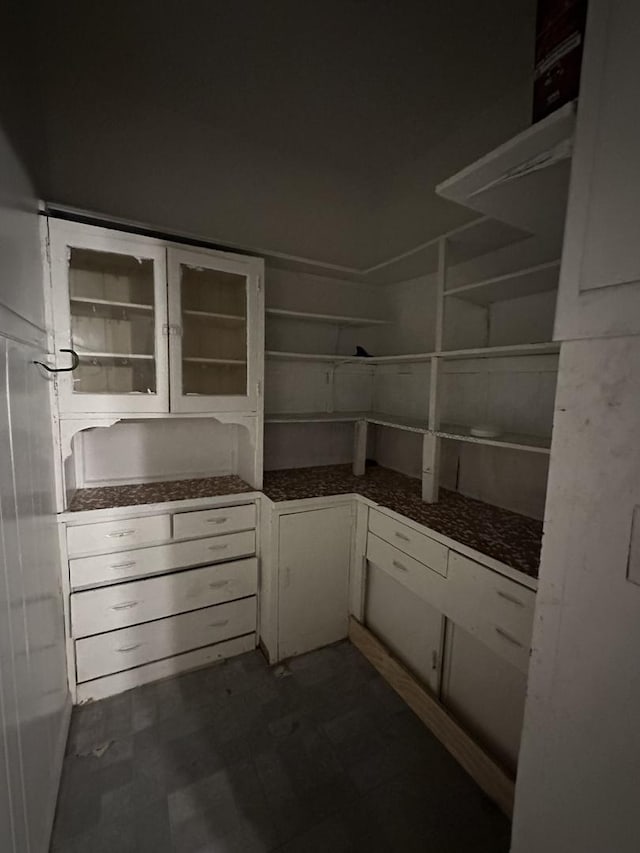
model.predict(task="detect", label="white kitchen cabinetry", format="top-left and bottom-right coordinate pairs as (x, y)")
top-left (49, 221), bottom-right (170, 414)
top-left (365, 562), bottom-right (444, 694)
top-left (59, 497), bottom-right (259, 702)
top-left (441, 623), bottom-right (528, 774)
top-left (49, 219), bottom-right (263, 416)
top-left (167, 247), bottom-right (262, 412)
top-left (277, 504), bottom-right (353, 659)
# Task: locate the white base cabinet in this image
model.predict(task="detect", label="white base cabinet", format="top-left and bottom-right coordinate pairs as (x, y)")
top-left (277, 504), bottom-right (353, 659)
top-left (365, 563), bottom-right (444, 694)
top-left (442, 623), bottom-right (527, 774)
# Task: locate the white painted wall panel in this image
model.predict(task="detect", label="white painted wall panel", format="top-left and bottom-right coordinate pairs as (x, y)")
top-left (513, 335), bottom-right (640, 852)
top-left (77, 418), bottom-right (236, 487)
top-left (0, 121), bottom-right (69, 853)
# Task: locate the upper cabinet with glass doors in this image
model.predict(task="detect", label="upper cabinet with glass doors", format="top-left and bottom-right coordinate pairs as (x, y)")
top-left (48, 220), bottom-right (263, 416)
top-left (167, 248), bottom-right (262, 413)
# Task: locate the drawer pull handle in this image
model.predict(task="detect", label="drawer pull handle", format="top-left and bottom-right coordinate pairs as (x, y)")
top-left (208, 544), bottom-right (229, 552)
top-left (394, 532), bottom-right (410, 543)
top-left (392, 560), bottom-right (408, 573)
top-left (208, 580), bottom-right (229, 589)
top-left (497, 590), bottom-right (525, 608)
top-left (117, 643), bottom-right (142, 653)
top-left (209, 619), bottom-right (229, 628)
top-left (494, 627), bottom-right (524, 648)
top-left (207, 517), bottom-right (228, 524)
top-left (111, 600), bottom-right (139, 611)
top-left (106, 529), bottom-right (136, 539)
top-left (110, 561), bottom-right (136, 571)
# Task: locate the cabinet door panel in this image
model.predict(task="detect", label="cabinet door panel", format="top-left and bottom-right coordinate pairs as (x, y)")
top-left (167, 247), bottom-right (263, 413)
top-left (442, 623), bottom-right (527, 774)
top-left (278, 505), bottom-right (352, 659)
top-left (50, 220), bottom-right (169, 413)
top-left (365, 563), bottom-right (443, 694)
top-left (555, 0), bottom-right (640, 340)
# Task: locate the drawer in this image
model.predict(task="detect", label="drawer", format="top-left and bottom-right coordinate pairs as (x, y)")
top-left (445, 552), bottom-right (535, 673)
top-left (366, 533), bottom-right (447, 612)
top-left (368, 509), bottom-right (448, 577)
top-left (71, 557), bottom-right (258, 638)
top-left (67, 514), bottom-right (171, 557)
top-left (69, 530), bottom-right (256, 590)
top-left (75, 596), bottom-right (257, 683)
top-left (173, 504), bottom-right (256, 540)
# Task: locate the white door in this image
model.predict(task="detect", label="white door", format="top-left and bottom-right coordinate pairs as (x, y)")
top-left (49, 220), bottom-right (169, 413)
top-left (278, 505), bottom-right (352, 659)
top-left (554, 0), bottom-right (640, 341)
top-left (167, 247), bottom-right (263, 413)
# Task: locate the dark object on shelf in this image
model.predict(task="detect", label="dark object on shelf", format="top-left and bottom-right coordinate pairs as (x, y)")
top-left (533, 0), bottom-right (588, 123)
top-left (355, 346), bottom-right (372, 357)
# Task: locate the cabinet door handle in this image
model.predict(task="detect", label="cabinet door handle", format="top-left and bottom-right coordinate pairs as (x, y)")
top-left (207, 517), bottom-right (228, 524)
top-left (111, 600), bottom-right (139, 611)
top-left (106, 529), bottom-right (136, 539)
top-left (208, 544), bottom-right (229, 552)
top-left (494, 626), bottom-right (524, 648)
top-left (394, 531), bottom-right (410, 542)
top-left (392, 559), bottom-right (408, 573)
top-left (208, 580), bottom-right (229, 589)
top-left (497, 589), bottom-right (525, 608)
top-left (117, 643), bottom-right (142, 653)
top-left (110, 561), bottom-right (136, 571)
top-left (209, 619), bottom-right (229, 628)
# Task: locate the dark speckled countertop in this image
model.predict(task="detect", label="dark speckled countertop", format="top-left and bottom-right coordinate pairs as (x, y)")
top-left (263, 464), bottom-right (542, 578)
top-left (67, 465), bottom-right (541, 578)
top-left (67, 475), bottom-right (255, 512)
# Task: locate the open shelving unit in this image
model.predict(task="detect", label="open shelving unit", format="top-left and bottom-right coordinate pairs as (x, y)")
top-left (264, 105), bottom-right (574, 510)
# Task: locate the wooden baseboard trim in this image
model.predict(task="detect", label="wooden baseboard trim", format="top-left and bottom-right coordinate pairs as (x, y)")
top-left (348, 616), bottom-right (514, 817)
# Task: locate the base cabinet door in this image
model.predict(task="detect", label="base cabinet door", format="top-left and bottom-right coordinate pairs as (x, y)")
top-left (441, 623), bottom-right (528, 774)
top-left (365, 563), bottom-right (444, 694)
top-left (278, 505), bottom-right (352, 659)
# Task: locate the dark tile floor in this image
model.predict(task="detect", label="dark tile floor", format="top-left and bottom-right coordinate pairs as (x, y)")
top-left (50, 642), bottom-right (511, 852)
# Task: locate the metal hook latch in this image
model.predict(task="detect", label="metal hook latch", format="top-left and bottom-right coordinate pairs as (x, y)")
top-left (33, 348), bottom-right (80, 373)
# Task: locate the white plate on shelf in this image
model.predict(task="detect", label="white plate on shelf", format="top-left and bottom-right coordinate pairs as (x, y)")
top-left (470, 425), bottom-right (502, 438)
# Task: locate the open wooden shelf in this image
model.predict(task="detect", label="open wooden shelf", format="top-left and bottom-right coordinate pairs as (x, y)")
top-left (363, 217), bottom-right (529, 284)
top-left (439, 342), bottom-right (560, 360)
top-left (266, 308), bottom-right (388, 326)
top-left (76, 351), bottom-right (154, 361)
top-left (183, 309), bottom-right (245, 324)
top-left (444, 260), bottom-right (560, 305)
top-left (183, 357), bottom-right (246, 366)
top-left (436, 102), bottom-right (576, 244)
top-left (265, 351), bottom-right (366, 363)
top-left (436, 423), bottom-right (551, 454)
top-left (265, 410), bottom-right (430, 434)
top-left (70, 296), bottom-right (154, 316)
top-left (266, 350), bottom-right (433, 364)
top-left (265, 412), bottom-right (362, 424)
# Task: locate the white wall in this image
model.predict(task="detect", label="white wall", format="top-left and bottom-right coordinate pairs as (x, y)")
top-left (0, 124), bottom-right (69, 853)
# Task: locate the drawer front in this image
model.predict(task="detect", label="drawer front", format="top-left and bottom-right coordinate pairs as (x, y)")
top-left (366, 533), bottom-right (447, 612)
top-left (446, 552), bottom-right (535, 673)
top-left (368, 509), bottom-right (448, 577)
top-left (67, 514), bottom-right (171, 557)
top-left (173, 504), bottom-right (256, 540)
top-left (71, 557), bottom-right (258, 638)
top-left (75, 596), bottom-right (257, 683)
top-left (69, 530), bottom-right (256, 590)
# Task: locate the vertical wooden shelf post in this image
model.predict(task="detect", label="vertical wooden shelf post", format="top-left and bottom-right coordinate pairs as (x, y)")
top-left (353, 419), bottom-right (368, 476)
top-left (422, 237), bottom-right (447, 502)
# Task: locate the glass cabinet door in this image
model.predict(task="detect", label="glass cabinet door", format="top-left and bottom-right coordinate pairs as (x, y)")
top-left (50, 221), bottom-right (169, 413)
top-left (167, 248), bottom-right (263, 413)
